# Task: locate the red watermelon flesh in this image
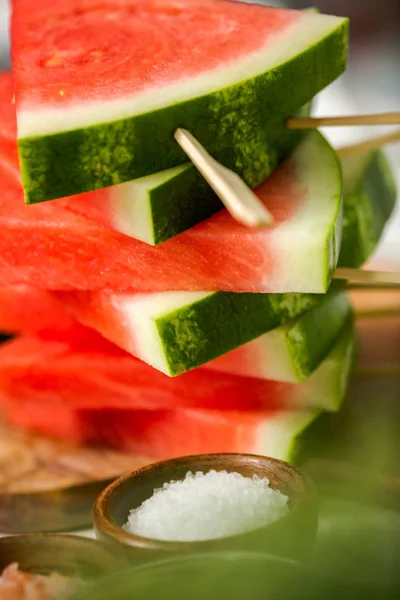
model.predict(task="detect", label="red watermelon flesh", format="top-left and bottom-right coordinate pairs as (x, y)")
top-left (2, 395), bottom-right (84, 441)
top-left (0, 284), bottom-right (119, 351)
top-left (0, 285), bottom-right (78, 335)
top-left (0, 334), bottom-right (318, 412)
top-left (13, 0), bottom-right (298, 113)
top-left (0, 72), bottom-right (340, 294)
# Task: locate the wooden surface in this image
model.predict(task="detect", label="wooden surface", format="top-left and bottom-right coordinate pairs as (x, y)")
top-left (0, 430), bottom-right (150, 533)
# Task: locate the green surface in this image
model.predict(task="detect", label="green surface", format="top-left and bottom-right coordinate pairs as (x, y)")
top-left (19, 20), bottom-right (348, 203)
top-left (339, 150), bottom-right (397, 268)
top-left (155, 289), bottom-right (329, 376)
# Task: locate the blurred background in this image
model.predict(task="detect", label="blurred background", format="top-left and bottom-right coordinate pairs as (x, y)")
top-left (1, 0), bottom-right (398, 264)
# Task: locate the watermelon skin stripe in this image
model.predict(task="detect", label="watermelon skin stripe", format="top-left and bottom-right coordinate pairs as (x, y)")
top-left (339, 150), bottom-right (398, 268)
top-left (207, 290), bottom-right (352, 383)
top-left (13, 11), bottom-right (349, 203)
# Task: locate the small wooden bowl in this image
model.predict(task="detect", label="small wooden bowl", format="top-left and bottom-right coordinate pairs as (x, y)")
top-left (0, 534), bottom-right (129, 578)
top-left (72, 551), bottom-right (305, 600)
top-left (93, 453), bottom-right (318, 562)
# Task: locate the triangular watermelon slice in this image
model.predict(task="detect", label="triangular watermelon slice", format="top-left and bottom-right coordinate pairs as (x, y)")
top-left (12, 0), bottom-right (348, 203)
top-left (0, 283), bottom-right (352, 382)
top-left (54, 285), bottom-right (350, 377)
top-left (0, 281), bottom-right (351, 383)
top-left (0, 322), bottom-right (354, 414)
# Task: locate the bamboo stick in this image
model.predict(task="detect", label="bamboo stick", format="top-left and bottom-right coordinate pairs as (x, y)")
top-left (174, 128), bottom-right (274, 228)
top-left (337, 129), bottom-right (400, 157)
top-left (287, 113), bottom-right (400, 129)
top-left (334, 268), bottom-right (400, 286)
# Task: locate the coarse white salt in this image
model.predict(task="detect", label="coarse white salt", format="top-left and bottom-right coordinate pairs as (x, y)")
top-left (124, 470), bottom-right (289, 542)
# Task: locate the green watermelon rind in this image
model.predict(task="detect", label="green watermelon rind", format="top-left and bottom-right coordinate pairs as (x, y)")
top-left (339, 150), bottom-right (397, 268)
top-left (207, 288), bottom-right (351, 384)
top-left (297, 319), bottom-right (356, 412)
top-left (155, 291), bottom-right (323, 376)
top-left (148, 164), bottom-right (219, 246)
top-left (285, 290), bottom-right (352, 382)
top-left (18, 19), bottom-right (349, 204)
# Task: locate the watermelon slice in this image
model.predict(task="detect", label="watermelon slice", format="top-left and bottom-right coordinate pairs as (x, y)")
top-left (56, 286), bottom-right (350, 377)
top-left (0, 321), bottom-right (355, 414)
top-left (11, 0), bottom-right (348, 203)
top-left (1, 389), bottom-right (322, 463)
top-left (0, 284), bottom-right (352, 382)
top-left (339, 149), bottom-right (397, 268)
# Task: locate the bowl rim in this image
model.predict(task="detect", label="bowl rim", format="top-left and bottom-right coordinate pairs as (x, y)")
top-left (0, 532), bottom-right (129, 574)
top-left (0, 478), bottom-right (118, 534)
top-left (93, 452), bottom-right (316, 551)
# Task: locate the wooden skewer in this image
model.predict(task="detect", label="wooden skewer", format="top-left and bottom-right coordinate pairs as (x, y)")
top-left (337, 129), bottom-right (400, 157)
top-left (287, 112), bottom-right (400, 129)
top-left (174, 128), bottom-right (274, 228)
top-left (346, 283), bottom-right (400, 291)
top-left (334, 268), bottom-right (400, 287)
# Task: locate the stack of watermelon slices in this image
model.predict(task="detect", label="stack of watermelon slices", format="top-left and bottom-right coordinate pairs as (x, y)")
top-left (0, 0), bottom-right (396, 462)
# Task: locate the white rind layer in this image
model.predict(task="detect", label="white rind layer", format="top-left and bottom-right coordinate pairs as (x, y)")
top-left (110, 164), bottom-right (189, 244)
top-left (267, 132), bottom-right (342, 292)
top-left (118, 291), bottom-right (210, 374)
top-left (17, 13), bottom-right (345, 137)
top-left (207, 324), bottom-right (295, 382)
top-left (257, 409), bottom-right (320, 460)
top-left (207, 322), bottom-right (353, 401)
top-left (299, 327), bottom-right (354, 411)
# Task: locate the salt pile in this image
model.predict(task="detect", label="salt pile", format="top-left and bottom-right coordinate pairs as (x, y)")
top-left (124, 470), bottom-right (289, 542)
